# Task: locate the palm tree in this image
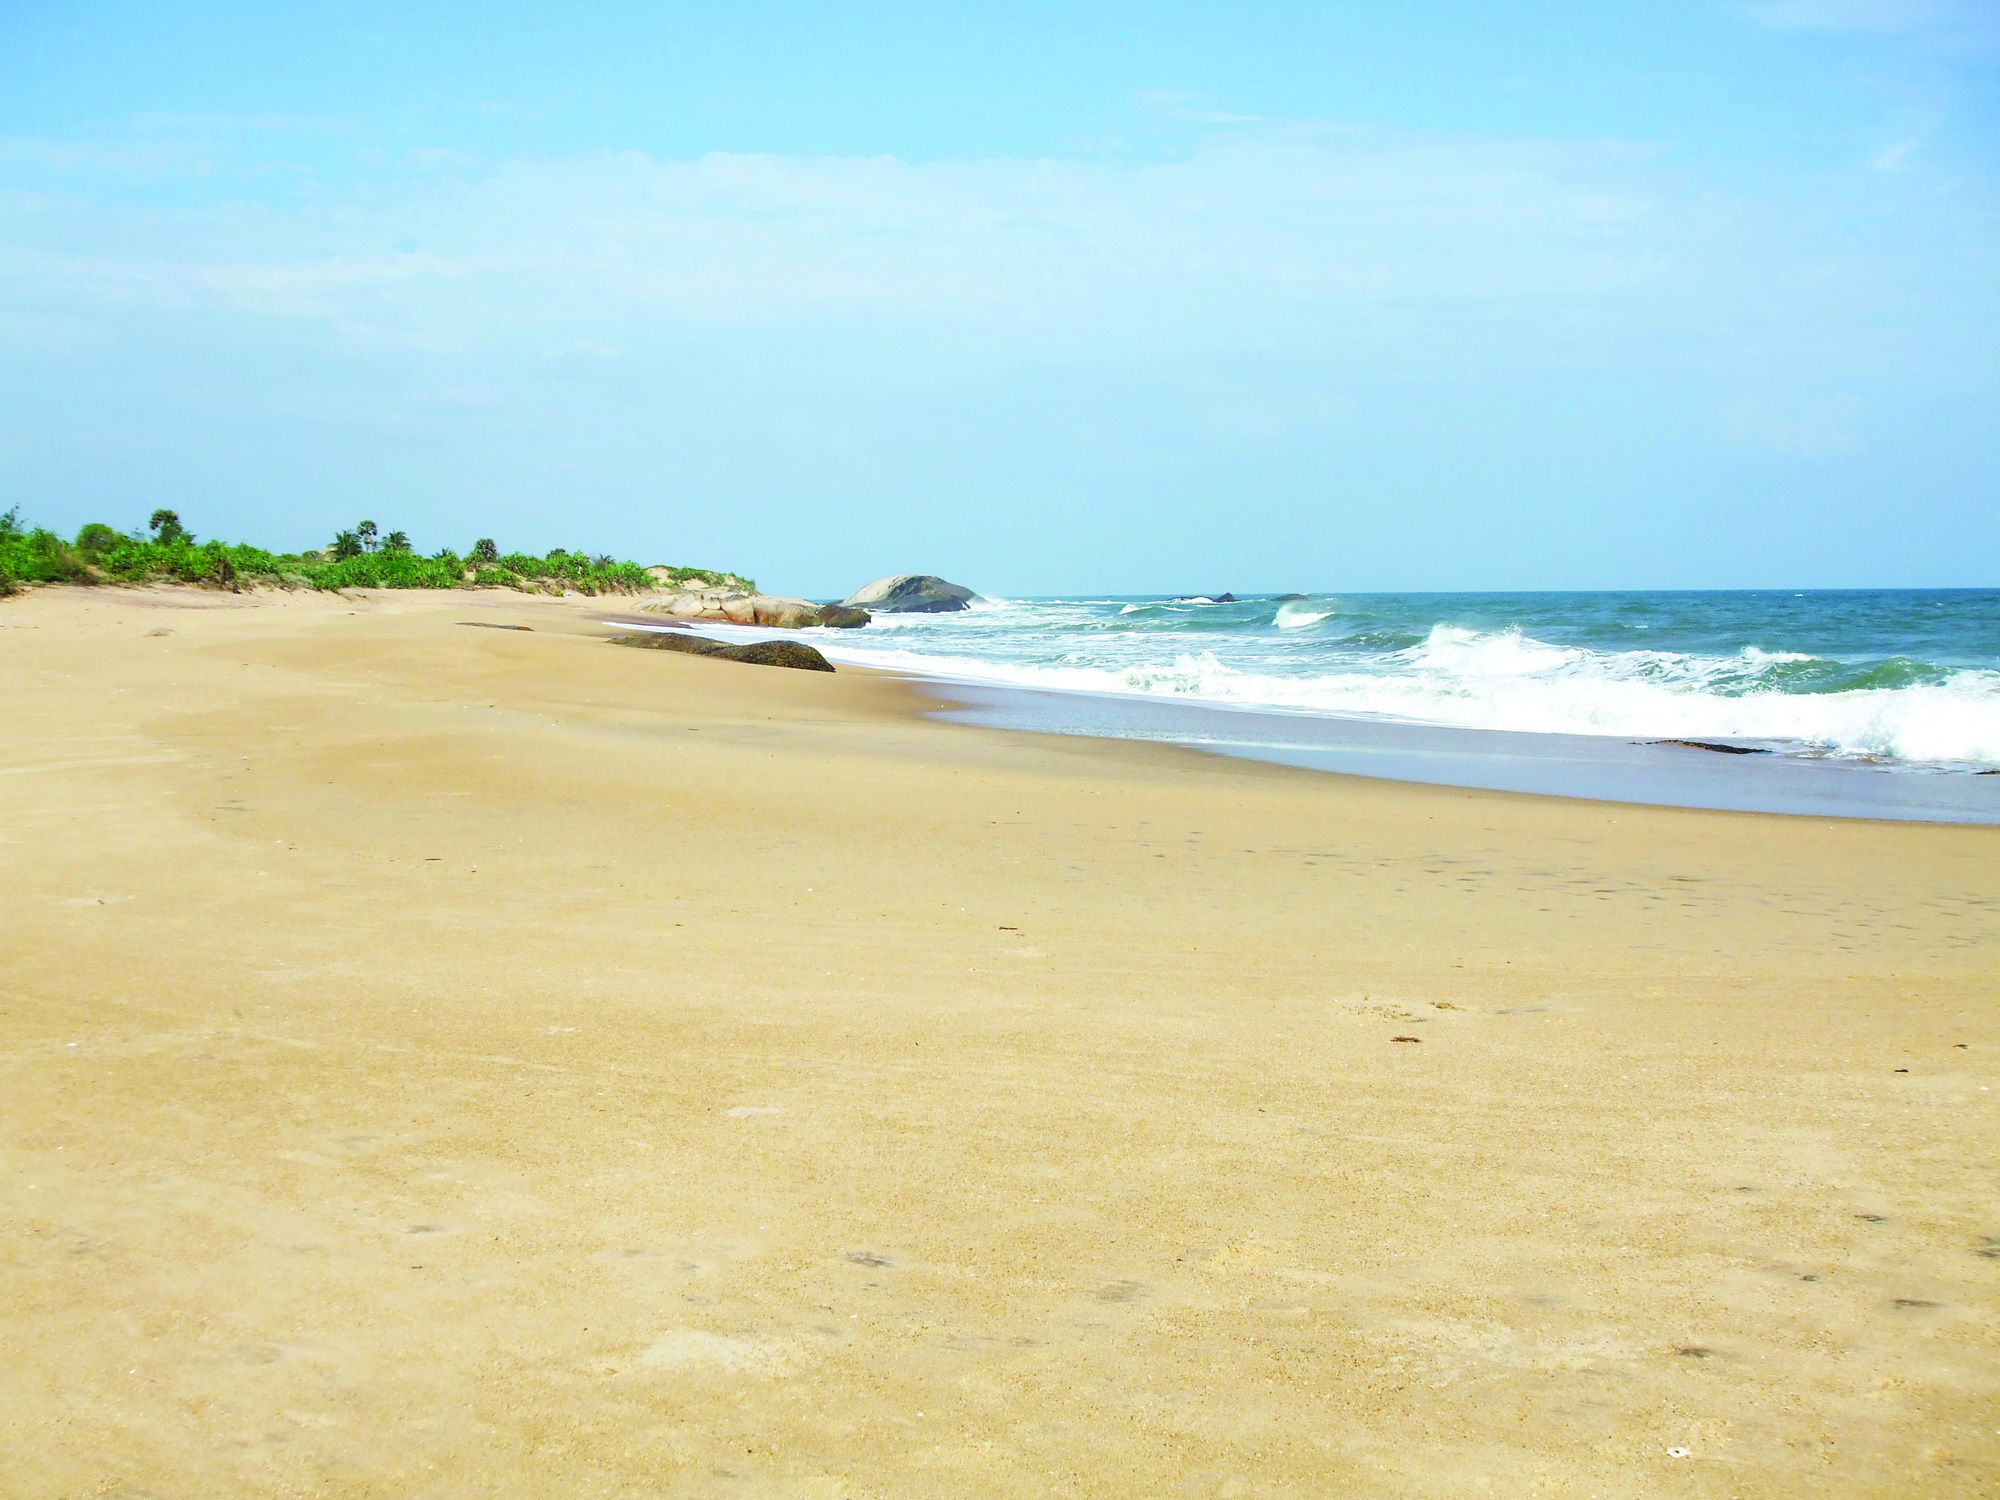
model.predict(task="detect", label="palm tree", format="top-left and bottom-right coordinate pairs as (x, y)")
top-left (382, 530), bottom-right (412, 553)
top-left (471, 538), bottom-right (499, 563)
top-left (331, 530), bottom-right (363, 560)
top-left (356, 520), bottom-right (379, 553)
top-left (148, 509), bottom-right (188, 545)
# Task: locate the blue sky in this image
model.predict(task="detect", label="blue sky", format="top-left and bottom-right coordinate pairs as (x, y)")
top-left (2, 1), bottom-right (1995, 594)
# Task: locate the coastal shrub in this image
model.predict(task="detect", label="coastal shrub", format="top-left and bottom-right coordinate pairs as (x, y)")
top-left (0, 526), bottom-right (93, 586)
top-left (75, 522), bottom-right (120, 556)
top-left (0, 508), bottom-right (730, 599)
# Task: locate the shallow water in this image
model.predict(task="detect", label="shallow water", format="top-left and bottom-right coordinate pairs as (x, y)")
top-left (815, 590), bottom-right (2000, 771)
top-left (618, 589), bottom-right (2000, 823)
top-left (926, 681), bottom-right (2000, 825)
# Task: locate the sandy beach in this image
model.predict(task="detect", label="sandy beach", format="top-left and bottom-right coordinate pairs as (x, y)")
top-left (3, 583), bottom-right (1996, 1497)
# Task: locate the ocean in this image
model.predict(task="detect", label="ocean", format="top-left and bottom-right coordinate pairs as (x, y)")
top-left (658, 589), bottom-right (2000, 823)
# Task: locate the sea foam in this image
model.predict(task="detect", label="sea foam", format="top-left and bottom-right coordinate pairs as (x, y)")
top-left (813, 620), bottom-right (2000, 768)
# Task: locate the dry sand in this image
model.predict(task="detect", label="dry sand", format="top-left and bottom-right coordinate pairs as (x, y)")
top-left (2, 584), bottom-right (1996, 1497)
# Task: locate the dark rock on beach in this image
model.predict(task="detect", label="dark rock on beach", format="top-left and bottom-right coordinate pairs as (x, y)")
top-left (1275, 593), bottom-right (1308, 601)
top-left (815, 603), bottom-right (872, 628)
top-left (1653, 739), bottom-right (1769, 755)
top-left (842, 574), bottom-right (976, 613)
top-left (611, 632), bottom-right (835, 672)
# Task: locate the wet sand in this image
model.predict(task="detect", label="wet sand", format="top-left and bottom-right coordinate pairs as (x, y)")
top-left (3, 584), bottom-right (1996, 1497)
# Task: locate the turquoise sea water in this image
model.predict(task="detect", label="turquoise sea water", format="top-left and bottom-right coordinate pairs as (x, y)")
top-left (808, 590), bottom-right (2000, 772)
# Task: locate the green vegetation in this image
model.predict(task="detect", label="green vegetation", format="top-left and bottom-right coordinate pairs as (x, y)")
top-left (0, 508), bottom-right (751, 598)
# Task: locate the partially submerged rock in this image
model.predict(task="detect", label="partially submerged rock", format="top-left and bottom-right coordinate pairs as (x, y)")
top-left (639, 590), bottom-right (868, 629)
top-left (1652, 739), bottom-right (1769, 756)
top-left (841, 574), bottom-right (976, 613)
top-left (611, 631), bottom-right (834, 672)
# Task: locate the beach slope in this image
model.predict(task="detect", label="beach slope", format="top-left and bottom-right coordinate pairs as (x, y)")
top-left (2, 586), bottom-right (1995, 1496)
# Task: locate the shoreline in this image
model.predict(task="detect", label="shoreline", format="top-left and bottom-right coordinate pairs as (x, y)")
top-left (607, 613), bottom-right (2000, 826)
top-left (5, 585), bottom-right (1997, 1495)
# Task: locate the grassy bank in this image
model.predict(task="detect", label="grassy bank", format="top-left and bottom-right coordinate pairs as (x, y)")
top-left (0, 510), bottom-right (751, 598)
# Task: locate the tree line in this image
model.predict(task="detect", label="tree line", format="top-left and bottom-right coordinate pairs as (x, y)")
top-left (0, 508), bottom-right (750, 597)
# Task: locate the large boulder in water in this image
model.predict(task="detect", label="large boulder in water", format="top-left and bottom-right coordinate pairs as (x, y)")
top-left (610, 632), bottom-right (834, 672)
top-left (842, 574), bottom-right (976, 613)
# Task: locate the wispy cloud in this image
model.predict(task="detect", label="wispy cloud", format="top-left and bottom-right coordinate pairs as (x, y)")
top-left (1, 112), bottom-right (1990, 471)
top-left (1723, 391), bottom-right (1865, 453)
top-left (0, 136), bottom-right (180, 172)
top-left (1740, 0), bottom-right (2000, 46)
top-left (1745, 0), bottom-right (1949, 32)
top-left (1134, 91), bottom-right (1265, 126)
top-left (0, 129), bottom-right (1687, 367)
top-left (1869, 135), bottom-right (1921, 170)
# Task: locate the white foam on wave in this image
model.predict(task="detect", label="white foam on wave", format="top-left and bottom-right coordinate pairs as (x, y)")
top-left (813, 623), bottom-right (2000, 768)
top-left (1274, 602), bottom-right (1336, 629)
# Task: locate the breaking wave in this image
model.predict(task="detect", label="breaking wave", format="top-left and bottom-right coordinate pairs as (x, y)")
top-left (811, 613), bottom-right (2000, 768)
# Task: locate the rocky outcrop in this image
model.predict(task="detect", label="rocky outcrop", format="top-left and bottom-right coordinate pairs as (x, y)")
top-left (842, 575), bottom-right (976, 613)
top-left (611, 631), bottom-right (834, 672)
top-left (638, 589), bottom-right (868, 629)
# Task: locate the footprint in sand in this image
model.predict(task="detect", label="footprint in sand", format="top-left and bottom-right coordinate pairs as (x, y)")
top-left (1095, 1280), bottom-right (1150, 1304)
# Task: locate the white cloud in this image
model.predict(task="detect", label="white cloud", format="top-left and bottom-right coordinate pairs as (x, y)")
top-left (1740, 0), bottom-right (2000, 44)
top-left (1723, 392), bottom-right (1865, 453)
top-left (0, 136), bottom-right (179, 172)
top-left (1869, 136), bottom-right (1921, 170)
top-left (2, 112), bottom-right (1989, 414)
top-left (1744, 0), bottom-right (1942, 31)
top-left (544, 339), bottom-right (622, 361)
top-left (0, 130), bottom-right (1685, 368)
